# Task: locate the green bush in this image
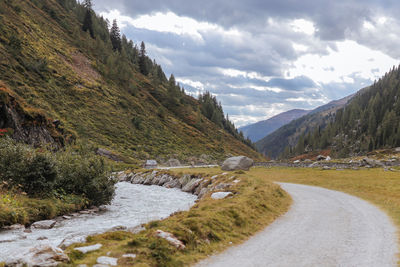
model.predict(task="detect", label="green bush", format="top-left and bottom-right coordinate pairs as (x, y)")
top-left (0, 138), bottom-right (115, 205)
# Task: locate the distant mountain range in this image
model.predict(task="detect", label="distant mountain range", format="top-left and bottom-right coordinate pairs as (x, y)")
top-left (256, 94), bottom-right (354, 159)
top-left (239, 109), bottom-right (310, 142)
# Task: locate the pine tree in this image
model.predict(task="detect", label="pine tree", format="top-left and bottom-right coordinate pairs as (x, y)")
top-left (82, 8), bottom-right (94, 38)
top-left (139, 41), bottom-right (148, 75)
top-left (110, 19), bottom-right (121, 52)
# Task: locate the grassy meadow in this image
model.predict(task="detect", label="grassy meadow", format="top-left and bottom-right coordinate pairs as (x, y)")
top-left (65, 170), bottom-right (291, 266)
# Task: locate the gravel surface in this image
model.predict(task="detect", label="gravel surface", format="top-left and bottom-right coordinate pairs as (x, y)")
top-left (195, 183), bottom-right (398, 267)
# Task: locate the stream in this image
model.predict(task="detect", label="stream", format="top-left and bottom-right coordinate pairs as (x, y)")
top-left (0, 182), bottom-right (197, 262)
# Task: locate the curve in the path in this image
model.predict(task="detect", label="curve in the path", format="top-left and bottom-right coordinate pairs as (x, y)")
top-left (195, 183), bottom-right (398, 267)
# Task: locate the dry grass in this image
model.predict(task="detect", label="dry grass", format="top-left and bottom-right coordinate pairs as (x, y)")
top-left (65, 170), bottom-right (291, 266)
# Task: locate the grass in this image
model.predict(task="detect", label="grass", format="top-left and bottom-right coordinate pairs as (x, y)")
top-left (0, 188), bottom-right (87, 228)
top-left (64, 170), bottom-right (291, 266)
top-left (0, 0), bottom-right (263, 163)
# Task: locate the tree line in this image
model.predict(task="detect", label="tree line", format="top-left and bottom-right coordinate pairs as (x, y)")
top-left (283, 65), bottom-right (400, 158)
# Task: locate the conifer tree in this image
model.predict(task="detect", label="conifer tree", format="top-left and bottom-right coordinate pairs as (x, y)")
top-left (139, 41), bottom-right (148, 75)
top-left (110, 19), bottom-right (122, 52)
top-left (82, 5), bottom-right (94, 38)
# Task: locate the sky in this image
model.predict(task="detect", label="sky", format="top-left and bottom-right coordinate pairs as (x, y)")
top-left (93, 0), bottom-right (400, 127)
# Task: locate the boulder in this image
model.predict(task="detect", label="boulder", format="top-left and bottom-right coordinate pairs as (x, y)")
top-left (325, 156), bottom-right (332, 161)
top-left (316, 155), bottom-right (327, 161)
top-left (155, 230), bottom-right (185, 250)
top-left (362, 158), bottom-right (384, 167)
top-left (6, 245), bottom-right (69, 266)
top-left (211, 192), bottom-right (233, 199)
top-left (97, 256), bottom-right (118, 266)
top-left (31, 220), bottom-right (56, 229)
top-left (182, 178), bottom-right (203, 193)
top-left (167, 158), bottom-right (181, 167)
top-left (221, 156), bottom-right (253, 171)
top-left (144, 160), bottom-right (158, 169)
top-left (163, 179), bottom-right (181, 188)
top-left (198, 188), bottom-right (210, 198)
top-left (157, 174), bottom-right (173, 186)
top-left (293, 160), bottom-right (301, 164)
top-left (179, 174), bottom-right (191, 187)
top-left (74, 244), bottom-right (102, 254)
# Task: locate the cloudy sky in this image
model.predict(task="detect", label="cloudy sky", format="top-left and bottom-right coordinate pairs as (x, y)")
top-left (93, 0), bottom-right (399, 127)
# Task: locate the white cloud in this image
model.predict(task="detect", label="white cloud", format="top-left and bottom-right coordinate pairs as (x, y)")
top-left (288, 40), bottom-right (398, 85)
top-left (290, 19), bottom-right (316, 35)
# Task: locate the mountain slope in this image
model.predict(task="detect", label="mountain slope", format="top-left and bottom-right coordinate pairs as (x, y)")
top-left (239, 109), bottom-right (310, 142)
top-left (256, 94), bottom-right (353, 159)
top-left (290, 66), bottom-right (400, 157)
top-left (0, 0), bottom-right (262, 163)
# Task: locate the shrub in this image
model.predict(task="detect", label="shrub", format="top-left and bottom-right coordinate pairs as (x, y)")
top-left (56, 146), bottom-right (115, 206)
top-left (0, 138), bottom-right (115, 205)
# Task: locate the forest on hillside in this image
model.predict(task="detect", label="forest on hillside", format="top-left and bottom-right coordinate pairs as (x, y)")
top-left (284, 66), bottom-right (400, 158)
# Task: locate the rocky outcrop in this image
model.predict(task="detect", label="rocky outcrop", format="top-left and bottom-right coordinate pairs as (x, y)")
top-left (0, 85), bottom-right (67, 148)
top-left (221, 156), bottom-right (254, 171)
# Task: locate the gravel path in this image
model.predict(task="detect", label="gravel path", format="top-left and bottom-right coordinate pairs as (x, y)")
top-left (195, 183), bottom-right (398, 267)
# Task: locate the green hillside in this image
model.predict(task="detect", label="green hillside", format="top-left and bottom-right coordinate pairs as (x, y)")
top-left (256, 95), bottom-right (352, 159)
top-left (0, 0), bottom-right (262, 163)
top-left (288, 66), bottom-right (400, 158)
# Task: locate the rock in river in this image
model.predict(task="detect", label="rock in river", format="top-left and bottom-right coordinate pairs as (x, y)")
top-left (31, 220), bottom-right (56, 229)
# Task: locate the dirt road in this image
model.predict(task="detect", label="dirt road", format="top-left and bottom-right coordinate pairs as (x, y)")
top-left (195, 183), bottom-right (398, 267)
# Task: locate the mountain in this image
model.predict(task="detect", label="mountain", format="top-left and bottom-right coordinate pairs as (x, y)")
top-left (0, 0), bottom-right (263, 163)
top-left (239, 109), bottom-right (310, 142)
top-left (256, 94), bottom-right (354, 159)
top-left (288, 66), bottom-right (400, 158)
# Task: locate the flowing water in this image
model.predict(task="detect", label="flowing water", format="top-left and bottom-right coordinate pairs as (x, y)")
top-left (0, 182), bottom-right (197, 262)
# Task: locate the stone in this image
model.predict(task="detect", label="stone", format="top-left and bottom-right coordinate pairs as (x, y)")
top-left (179, 174), bottom-right (192, 187)
top-left (158, 174), bottom-right (173, 186)
top-left (97, 256), bottom-right (118, 266)
top-left (182, 178), bottom-right (203, 193)
top-left (293, 160), bottom-right (301, 164)
top-left (143, 171), bottom-right (157, 185)
top-left (62, 215), bottom-right (72, 220)
top-left (317, 155), bottom-right (327, 161)
top-left (31, 220), bottom-right (56, 229)
top-left (233, 179), bottom-right (241, 184)
top-left (155, 230), bottom-right (185, 250)
top-left (37, 236), bottom-right (48, 240)
top-left (167, 158), bottom-right (181, 167)
top-left (325, 156), bottom-right (332, 161)
top-left (122, 253), bottom-right (137, 259)
top-left (74, 243), bottom-right (102, 254)
top-left (198, 188), bottom-right (210, 199)
top-left (362, 157), bottom-right (384, 167)
top-left (221, 156), bottom-right (253, 171)
top-left (163, 179), bottom-right (181, 188)
top-left (214, 183), bottom-right (232, 190)
top-left (322, 166), bottom-right (331, 170)
top-left (6, 245), bottom-right (69, 266)
top-left (3, 224), bottom-right (25, 231)
top-left (395, 147), bottom-right (400, 152)
top-left (144, 160), bottom-right (158, 169)
top-left (211, 192), bottom-right (233, 199)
